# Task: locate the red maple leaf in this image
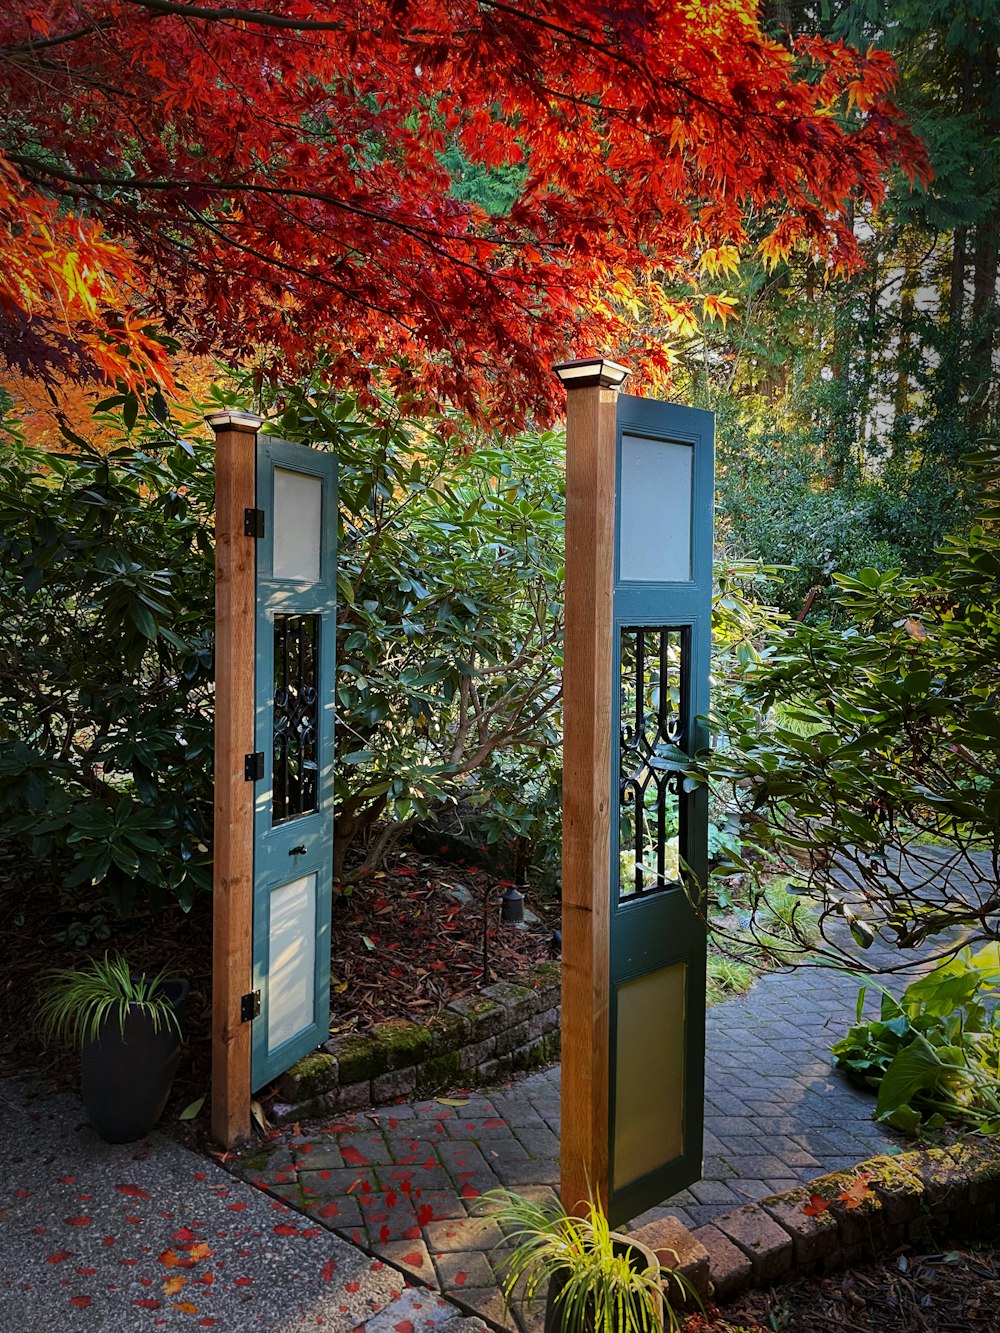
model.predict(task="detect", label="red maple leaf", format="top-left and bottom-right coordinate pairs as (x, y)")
top-left (802, 1193), bottom-right (830, 1216)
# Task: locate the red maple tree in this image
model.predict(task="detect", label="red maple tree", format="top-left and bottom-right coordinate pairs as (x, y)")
top-left (1, 1), bottom-right (928, 423)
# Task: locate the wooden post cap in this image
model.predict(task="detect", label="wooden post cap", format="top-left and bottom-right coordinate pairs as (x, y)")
top-left (205, 410), bottom-right (264, 434)
top-left (553, 358), bottom-right (632, 389)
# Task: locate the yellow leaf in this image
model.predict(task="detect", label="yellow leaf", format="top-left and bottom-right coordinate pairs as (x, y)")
top-left (163, 1275), bottom-right (187, 1295)
top-left (173, 1300), bottom-right (199, 1315)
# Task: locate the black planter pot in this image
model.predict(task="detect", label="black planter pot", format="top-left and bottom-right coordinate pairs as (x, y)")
top-left (79, 978), bottom-right (189, 1143)
top-left (542, 1232), bottom-right (663, 1332)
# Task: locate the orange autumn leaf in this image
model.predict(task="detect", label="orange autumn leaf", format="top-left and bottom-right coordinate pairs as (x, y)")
top-left (838, 1174), bottom-right (874, 1210)
top-left (173, 1300), bottom-right (199, 1315)
top-left (158, 1249), bottom-right (181, 1268)
top-left (187, 1243), bottom-right (214, 1263)
top-left (163, 1275), bottom-right (187, 1296)
top-left (802, 1192), bottom-right (830, 1216)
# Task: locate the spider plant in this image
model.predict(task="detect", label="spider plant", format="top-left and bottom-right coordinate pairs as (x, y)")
top-left (484, 1188), bottom-right (697, 1333)
top-left (37, 952), bottom-right (183, 1047)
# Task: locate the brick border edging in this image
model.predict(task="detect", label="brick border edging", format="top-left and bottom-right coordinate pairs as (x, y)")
top-left (633, 1138), bottom-right (1000, 1306)
top-left (269, 963), bottom-right (562, 1122)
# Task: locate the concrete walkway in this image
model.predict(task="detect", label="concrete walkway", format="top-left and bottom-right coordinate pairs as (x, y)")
top-left (0, 1079), bottom-right (487, 1332)
top-left (225, 954), bottom-right (914, 1332)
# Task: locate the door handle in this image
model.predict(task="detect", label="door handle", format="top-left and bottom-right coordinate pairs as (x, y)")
top-left (288, 844), bottom-right (307, 856)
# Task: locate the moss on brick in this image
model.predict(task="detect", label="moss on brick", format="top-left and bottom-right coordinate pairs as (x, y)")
top-left (949, 1137), bottom-right (1000, 1204)
top-left (530, 960), bottom-right (562, 988)
top-left (539, 1029), bottom-right (561, 1062)
top-left (372, 1020), bottom-right (432, 1070)
top-left (480, 981), bottom-right (537, 1021)
top-left (279, 1051), bottom-right (338, 1100)
top-left (426, 1010), bottom-right (469, 1054)
top-left (448, 995), bottom-right (506, 1038)
top-left (329, 1033), bottom-right (387, 1084)
top-left (416, 1049), bottom-right (464, 1095)
top-left (862, 1155), bottom-right (925, 1227)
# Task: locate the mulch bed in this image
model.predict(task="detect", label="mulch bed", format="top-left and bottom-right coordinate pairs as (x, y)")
top-left (691, 1243), bottom-right (1000, 1332)
top-left (0, 839), bottom-right (556, 1109)
top-left (326, 849), bottom-right (557, 1039)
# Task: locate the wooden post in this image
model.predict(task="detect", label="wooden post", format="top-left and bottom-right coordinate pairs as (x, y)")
top-left (555, 359), bottom-right (630, 1217)
top-left (208, 409), bottom-right (262, 1148)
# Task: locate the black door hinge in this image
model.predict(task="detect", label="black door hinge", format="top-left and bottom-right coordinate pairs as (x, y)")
top-left (241, 990), bottom-right (261, 1022)
top-left (244, 507), bottom-right (265, 539)
top-left (244, 751), bottom-right (264, 781)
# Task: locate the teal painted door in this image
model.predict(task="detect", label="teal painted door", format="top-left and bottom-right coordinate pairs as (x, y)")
top-left (608, 395), bottom-right (714, 1227)
top-left (251, 436), bottom-right (337, 1091)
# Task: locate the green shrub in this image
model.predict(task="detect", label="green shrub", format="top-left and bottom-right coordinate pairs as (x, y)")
top-left (0, 407), bottom-right (216, 916)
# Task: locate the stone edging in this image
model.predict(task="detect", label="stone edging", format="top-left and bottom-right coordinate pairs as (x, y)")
top-left (270, 962), bottom-right (562, 1122)
top-left (633, 1138), bottom-right (1000, 1307)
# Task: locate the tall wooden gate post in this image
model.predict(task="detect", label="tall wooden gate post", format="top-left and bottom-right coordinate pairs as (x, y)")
top-left (208, 409), bottom-right (262, 1148)
top-left (556, 359), bottom-right (630, 1217)
top-left (556, 359), bottom-right (714, 1226)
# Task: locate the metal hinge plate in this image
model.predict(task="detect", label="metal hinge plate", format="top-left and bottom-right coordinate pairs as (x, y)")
top-left (244, 751), bottom-right (264, 781)
top-left (244, 507), bottom-right (265, 539)
top-left (241, 990), bottom-right (261, 1023)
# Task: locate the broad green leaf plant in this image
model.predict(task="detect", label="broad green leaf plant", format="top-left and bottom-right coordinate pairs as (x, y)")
top-left (832, 945), bottom-right (1000, 1135)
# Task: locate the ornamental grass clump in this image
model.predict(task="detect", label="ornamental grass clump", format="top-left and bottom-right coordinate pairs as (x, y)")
top-left (484, 1188), bottom-right (697, 1333)
top-left (37, 952), bottom-right (183, 1047)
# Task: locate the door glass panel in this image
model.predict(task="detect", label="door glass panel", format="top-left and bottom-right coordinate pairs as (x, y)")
top-left (613, 963), bottom-right (686, 1189)
top-left (619, 627), bottom-right (687, 901)
top-left (273, 615), bottom-right (319, 823)
top-left (273, 467), bottom-right (323, 582)
top-left (267, 873), bottom-right (317, 1053)
top-left (619, 436), bottom-right (692, 582)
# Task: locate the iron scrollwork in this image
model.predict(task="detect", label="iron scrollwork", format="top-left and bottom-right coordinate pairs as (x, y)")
top-left (272, 614), bottom-right (319, 823)
top-left (619, 626), bottom-right (689, 900)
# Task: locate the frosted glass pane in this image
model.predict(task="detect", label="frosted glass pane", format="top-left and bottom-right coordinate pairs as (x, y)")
top-left (613, 963), bottom-right (686, 1189)
top-left (267, 873), bottom-right (316, 1053)
top-left (619, 437), bottom-right (692, 582)
top-left (273, 468), bottom-right (322, 582)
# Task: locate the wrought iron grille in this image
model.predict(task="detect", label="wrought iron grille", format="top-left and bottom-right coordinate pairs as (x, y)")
top-left (272, 614), bottom-right (319, 823)
top-left (618, 626), bottom-right (689, 900)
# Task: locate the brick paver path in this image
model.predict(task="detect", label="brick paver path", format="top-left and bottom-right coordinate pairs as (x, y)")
top-left (227, 950), bottom-right (925, 1331)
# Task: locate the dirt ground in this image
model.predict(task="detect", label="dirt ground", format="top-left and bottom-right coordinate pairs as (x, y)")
top-left (689, 1242), bottom-right (1000, 1332)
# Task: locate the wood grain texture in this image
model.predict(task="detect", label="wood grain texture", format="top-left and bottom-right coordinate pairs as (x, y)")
top-left (560, 383), bottom-right (618, 1216)
top-left (210, 417), bottom-right (258, 1148)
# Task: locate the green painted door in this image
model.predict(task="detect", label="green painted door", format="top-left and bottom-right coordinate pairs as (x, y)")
top-left (608, 394), bottom-right (714, 1227)
top-left (251, 436), bottom-right (337, 1091)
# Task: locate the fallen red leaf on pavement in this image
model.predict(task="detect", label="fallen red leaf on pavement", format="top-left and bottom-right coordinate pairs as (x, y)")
top-left (64, 1217), bottom-right (92, 1227)
top-left (46, 1251), bottom-right (72, 1265)
top-left (69, 1296), bottom-right (91, 1309)
top-left (116, 1184), bottom-right (151, 1198)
